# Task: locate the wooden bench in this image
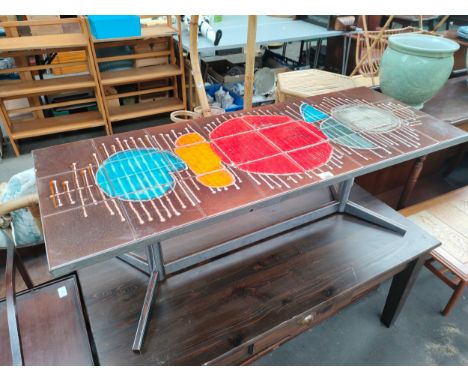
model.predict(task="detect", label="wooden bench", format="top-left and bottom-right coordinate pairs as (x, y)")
top-left (400, 186), bottom-right (468, 315)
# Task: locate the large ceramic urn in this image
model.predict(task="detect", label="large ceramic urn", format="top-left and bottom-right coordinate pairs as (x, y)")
top-left (380, 33), bottom-right (460, 109)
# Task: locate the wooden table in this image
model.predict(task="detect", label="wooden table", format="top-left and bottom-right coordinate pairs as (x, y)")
top-left (178, 16), bottom-right (343, 56)
top-left (33, 87), bottom-right (467, 353)
top-left (397, 75), bottom-right (468, 209)
top-left (400, 186), bottom-right (468, 315)
top-left (78, 185), bottom-right (439, 365)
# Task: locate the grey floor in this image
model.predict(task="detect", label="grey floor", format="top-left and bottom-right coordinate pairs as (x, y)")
top-left (255, 269), bottom-right (468, 365)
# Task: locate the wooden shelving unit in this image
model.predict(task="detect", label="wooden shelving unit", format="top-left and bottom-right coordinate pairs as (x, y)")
top-left (0, 16), bottom-right (109, 156)
top-left (88, 15), bottom-right (187, 133)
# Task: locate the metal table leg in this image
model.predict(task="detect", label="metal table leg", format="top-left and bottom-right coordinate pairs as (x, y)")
top-left (313, 38), bottom-right (322, 68)
top-left (341, 34), bottom-right (348, 75)
top-left (118, 252), bottom-right (150, 275)
top-left (132, 242), bottom-right (166, 353)
top-left (342, 33), bottom-right (353, 75)
top-left (339, 178), bottom-right (407, 234)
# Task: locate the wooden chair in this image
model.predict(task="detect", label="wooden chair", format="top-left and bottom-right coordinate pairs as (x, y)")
top-left (0, 230), bottom-right (97, 365)
top-left (353, 26), bottom-right (421, 84)
top-left (400, 186), bottom-right (468, 316)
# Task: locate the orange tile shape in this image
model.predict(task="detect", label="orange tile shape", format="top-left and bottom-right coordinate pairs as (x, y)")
top-left (174, 132), bottom-right (235, 188)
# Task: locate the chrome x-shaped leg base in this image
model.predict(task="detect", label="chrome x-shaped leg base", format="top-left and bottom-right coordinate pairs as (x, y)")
top-left (334, 178), bottom-right (407, 235)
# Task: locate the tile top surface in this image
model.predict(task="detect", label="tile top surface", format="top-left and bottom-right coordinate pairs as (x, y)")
top-left (33, 87), bottom-right (468, 272)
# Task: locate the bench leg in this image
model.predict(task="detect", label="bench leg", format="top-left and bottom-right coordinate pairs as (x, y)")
top-left (443, 143), bottom-right (467, 177)
top-left (442, 280), bottom-right (467, 316)
top-left (380, 255), bottom-right (425, 327)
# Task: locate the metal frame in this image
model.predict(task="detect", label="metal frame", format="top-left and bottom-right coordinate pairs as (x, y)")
top-left (126, 177), bottom-right (406, 352)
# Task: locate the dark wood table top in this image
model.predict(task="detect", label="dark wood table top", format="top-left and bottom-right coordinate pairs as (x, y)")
top-left (0, 275), bottom-right (94, 365)
top-left (423, 76), bottom-right (468, 127)
top-left (77, 185), bottom-right (439, 365)
top-left (32, 87), bottom-right (467, 276)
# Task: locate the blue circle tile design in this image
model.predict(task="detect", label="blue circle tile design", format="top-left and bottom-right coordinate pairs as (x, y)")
top-left (96, 148), bottom-right (187, 201)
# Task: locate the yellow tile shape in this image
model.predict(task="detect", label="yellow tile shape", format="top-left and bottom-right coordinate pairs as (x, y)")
top-left (174, 132), bottom-right (235, 188)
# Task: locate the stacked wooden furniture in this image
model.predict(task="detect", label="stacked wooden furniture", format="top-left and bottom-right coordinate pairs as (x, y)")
top-left (88, 15), bottom-right (186, 134)
top-left (0, 16), bottom-right (109, 156)
top-left (400, 186), bottom-right (468, 316)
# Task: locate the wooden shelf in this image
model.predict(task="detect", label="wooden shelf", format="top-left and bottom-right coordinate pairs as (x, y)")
top-left (108, 97), bottom-right (183, 122)
top-left (0, 75), bottom-right (96, 99)
top-left (11, 111), bottom-right (105, 139)
top-left (92, 25), bottom-right (177, 43)
top-left (0, 34), bottom-right (88, 52)
top-left (101, 64), bottom-right (182, 86)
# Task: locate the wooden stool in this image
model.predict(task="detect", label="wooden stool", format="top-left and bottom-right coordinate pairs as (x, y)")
top-left (400, 186), bottom-right (468, 315)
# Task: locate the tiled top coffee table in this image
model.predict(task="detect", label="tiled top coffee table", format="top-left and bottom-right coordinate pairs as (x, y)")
top-left (33, 86), bottom-right (468, 351)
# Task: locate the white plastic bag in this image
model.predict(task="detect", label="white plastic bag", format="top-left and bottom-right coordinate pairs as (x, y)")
top-left (0, 168), bottom-right (43, 246)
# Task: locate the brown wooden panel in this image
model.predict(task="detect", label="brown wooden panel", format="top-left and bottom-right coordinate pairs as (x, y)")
top-left (0, 275), bottom-right (94, 365)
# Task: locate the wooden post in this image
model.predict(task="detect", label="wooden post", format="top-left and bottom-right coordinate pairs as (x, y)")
top-left (432, 15), bottom-right (450, 32)
top-left (81, 16), bottom-right (113, 135)
top-left (244, 16), bottom-right (257, 111)
top-left (189, 15), bottom-right (211, 117)
top-left (361, 16), bottom-right (376, 86)
top-left (176, 16), bottom-right (187, 111)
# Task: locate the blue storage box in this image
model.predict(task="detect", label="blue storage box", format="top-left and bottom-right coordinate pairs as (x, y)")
top-left (88, 15), bottom-right (141, 40)
top-left (205, 84), bottom-right (244, 112)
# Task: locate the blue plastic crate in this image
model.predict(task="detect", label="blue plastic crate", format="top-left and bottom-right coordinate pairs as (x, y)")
top-left (88, 15), bottom-right (141, 40)
top-left (205, 84), bottom-right (244, 112)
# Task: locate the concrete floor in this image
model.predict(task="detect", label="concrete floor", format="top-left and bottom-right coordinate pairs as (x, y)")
top-left (255, 268), bottom-right (468, 365)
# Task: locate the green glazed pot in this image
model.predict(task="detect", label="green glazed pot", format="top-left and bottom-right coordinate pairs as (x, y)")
top-left (380, 34), bottom-right (460, 109)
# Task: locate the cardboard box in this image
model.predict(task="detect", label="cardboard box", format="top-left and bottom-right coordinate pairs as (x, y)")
top-left (206, 60), bottom-right (245, 85)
